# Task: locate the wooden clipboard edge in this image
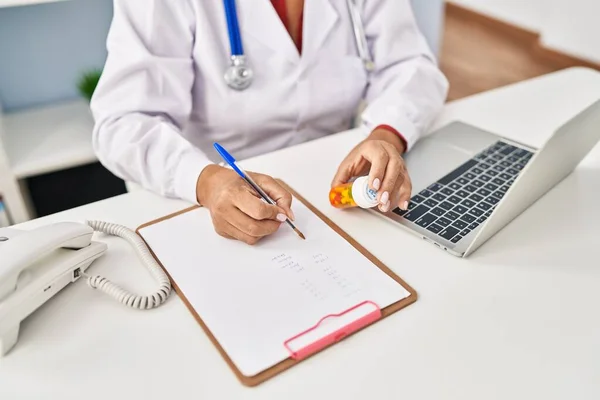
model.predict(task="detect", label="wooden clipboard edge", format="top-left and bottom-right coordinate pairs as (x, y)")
top-left (135, 180), bottom-right (418, 387)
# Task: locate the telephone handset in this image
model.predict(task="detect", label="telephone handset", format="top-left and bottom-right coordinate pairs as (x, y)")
top-left (0, 221), bottom-right (172, 357)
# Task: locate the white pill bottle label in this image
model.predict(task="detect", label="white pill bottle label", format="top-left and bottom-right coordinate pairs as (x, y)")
top-left (351, 176), bottom-right (379, 209)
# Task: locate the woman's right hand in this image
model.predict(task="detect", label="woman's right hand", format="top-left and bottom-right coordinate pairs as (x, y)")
top-left (195, 165), bottom-right (295, 245)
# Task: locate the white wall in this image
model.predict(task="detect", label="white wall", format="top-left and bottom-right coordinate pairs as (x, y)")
top-left (448, 0), bottom-right (600, 64)
top-left (450, 0), bottom-right (543, 32)
top-left (540, 0), bottom-right (600, 64)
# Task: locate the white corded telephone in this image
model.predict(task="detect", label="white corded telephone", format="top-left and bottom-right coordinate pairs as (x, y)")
top-left (0, 221), bottom-right (172, 357)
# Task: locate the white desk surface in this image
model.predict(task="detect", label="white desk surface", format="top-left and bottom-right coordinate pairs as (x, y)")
top-left (2, 67), bottom-right (600, 400)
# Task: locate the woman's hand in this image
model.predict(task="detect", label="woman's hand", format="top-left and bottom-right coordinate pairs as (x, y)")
top-left (331, 128), bottom-right (412, 212)
top-left (196, 165), bottom-right (294, 245)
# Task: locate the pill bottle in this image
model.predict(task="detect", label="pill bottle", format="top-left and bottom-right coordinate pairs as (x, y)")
top-left (329, 176), bottom-right (379, 209)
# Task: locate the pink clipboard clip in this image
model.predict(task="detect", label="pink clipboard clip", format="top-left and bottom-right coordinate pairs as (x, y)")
top-left (283, 300), bottom-right (382, 361)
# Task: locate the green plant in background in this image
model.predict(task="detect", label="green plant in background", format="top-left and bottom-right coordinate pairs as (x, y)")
top-left (77, 68), bottom-right (103, 102)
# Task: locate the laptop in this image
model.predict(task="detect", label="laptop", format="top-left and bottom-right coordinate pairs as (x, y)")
top-left (373, 98), bottom-right (600, 257)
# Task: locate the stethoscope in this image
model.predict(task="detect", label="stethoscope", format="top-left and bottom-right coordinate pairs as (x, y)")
top-left (223, 0), bottom-right (374, 90)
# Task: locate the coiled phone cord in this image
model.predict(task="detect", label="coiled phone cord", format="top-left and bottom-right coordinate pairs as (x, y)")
top-left (84, 221), bottom-right (172, 310)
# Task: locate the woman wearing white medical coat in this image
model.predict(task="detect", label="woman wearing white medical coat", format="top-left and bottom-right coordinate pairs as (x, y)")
top-left (91, 0), bottom-right (449, 244)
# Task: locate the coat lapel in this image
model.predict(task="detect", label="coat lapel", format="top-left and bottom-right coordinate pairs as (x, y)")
top-left (238, 0), bottom-right (299, 64)
top-left (301, 0), bottom-right (339, 65)
top-left (238, 0), bottom-right (339, 66)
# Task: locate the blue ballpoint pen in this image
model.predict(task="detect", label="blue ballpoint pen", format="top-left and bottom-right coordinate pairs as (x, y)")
top-left (213, 143), bottom-right (305, 240)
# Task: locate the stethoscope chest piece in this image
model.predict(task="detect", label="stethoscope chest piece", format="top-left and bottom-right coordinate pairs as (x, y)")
top-left (224, 55), bottom-right (253, 90)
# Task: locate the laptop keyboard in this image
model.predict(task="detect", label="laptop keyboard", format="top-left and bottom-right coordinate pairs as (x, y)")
top-left (394, 141), bottom-right (533, 244)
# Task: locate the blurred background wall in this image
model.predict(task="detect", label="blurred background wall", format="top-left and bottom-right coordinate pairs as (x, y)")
top-left (0, 0), bottom-right (112, 111)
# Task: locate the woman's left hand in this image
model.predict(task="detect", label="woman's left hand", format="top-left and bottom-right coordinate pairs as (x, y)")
top-left (331, 128), bottom-right (412, 213)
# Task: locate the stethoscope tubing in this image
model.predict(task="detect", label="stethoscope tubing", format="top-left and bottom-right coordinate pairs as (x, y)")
top-left (346, 0), bottom-right (374, 71)
top-left (224, 0), bottom-right (244, 56)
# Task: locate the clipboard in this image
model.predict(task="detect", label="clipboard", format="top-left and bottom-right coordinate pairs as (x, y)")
top-left (136, 180), bottom-right (417, 386)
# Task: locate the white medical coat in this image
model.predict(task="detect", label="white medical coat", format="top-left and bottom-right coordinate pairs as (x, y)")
top-left (90, 0), bottom-right (449, 204)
